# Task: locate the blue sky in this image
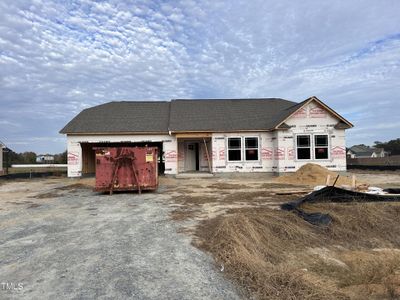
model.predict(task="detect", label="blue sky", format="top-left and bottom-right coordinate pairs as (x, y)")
top-left (0, 0), bottom-right (399, 154)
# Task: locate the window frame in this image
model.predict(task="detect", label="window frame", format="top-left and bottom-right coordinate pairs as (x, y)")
top-left (314, 134), bottom-right (330, 160)
top-left (226, 136), bottom-right (261, 162)
top-left (295, 133), bottom-right (330, 161)
top-left (296, 134), bottom-right (312, 160)
top-left (227, 137), bottom-right (243, 162)
top-left (244, 136), bottom-right (260, 161)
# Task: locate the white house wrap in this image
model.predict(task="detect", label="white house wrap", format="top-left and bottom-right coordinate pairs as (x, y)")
top-left (61, 96), bottom-right (352, 177)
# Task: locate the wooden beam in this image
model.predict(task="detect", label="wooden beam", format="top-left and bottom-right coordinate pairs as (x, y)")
top-left (176, 133), bottom-right (212, 138)
top-left (203, 138), bottom-right (212, 173)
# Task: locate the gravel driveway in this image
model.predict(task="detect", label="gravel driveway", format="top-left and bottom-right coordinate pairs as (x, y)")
top-left (0, 181), bottom-right (240, 299)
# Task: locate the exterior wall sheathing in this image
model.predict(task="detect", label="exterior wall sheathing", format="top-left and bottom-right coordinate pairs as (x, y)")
top-left (66, 102), bottom-right (347, 177)
top-left (210, 102), bottom-right (347, 174)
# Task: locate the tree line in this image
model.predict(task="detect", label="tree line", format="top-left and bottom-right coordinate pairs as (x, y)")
top-left (374, 138), bottom-right (400, 155)
top-left (3, 150), bottom-right (67, 166)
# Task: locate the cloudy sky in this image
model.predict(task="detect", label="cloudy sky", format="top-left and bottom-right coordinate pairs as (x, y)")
top-left (0, 0), bottom-right (399, 153)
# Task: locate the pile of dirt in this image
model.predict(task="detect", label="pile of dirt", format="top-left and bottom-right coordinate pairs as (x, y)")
top-left (195, 203), bottom-right (400, 299)
top-left (275, 163), bottom-right (354, 186)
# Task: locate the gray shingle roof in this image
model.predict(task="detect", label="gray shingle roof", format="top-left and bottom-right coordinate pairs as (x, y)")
top-left (60, 97), bottom-right (352, 134)
top-left (334, 121), bottom-right (352, 129)
top-left (168, 98), bottom-right (296, 132)
top-left (60, 101), bottom-right (170, 134)
top-left (349, 145), bottom-right (384, 156)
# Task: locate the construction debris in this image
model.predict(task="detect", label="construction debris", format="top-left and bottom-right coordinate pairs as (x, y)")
top-left (282, 185), bottom-right (400, 225)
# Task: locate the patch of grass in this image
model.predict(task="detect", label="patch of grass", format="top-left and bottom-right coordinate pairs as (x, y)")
top-left (384, 277), bottom-right (400, 300)
top-left (223, 191), bottom-right (275, 203)
top-left (7, 167), bottom-right (67, 174)
top-left (194, 203), bottom-right (400, 299)
top-left (170, 188), bottom-right (297, 223)
top-left (302, 202), bottom-right (400, 248)
top-left (207, 182), bottom-right (249, 190)
top-left (258, 182), bottom-right (306, 189)
top-left (174, 194), bottom-right (219, 205)
top-left (170, 208), bottom-right (200, 221)
top-left (32, 192), bottom-right (61, 199)
top-left (195, 208), bottom-right (344, 299)
top-left (181, 184), bottom-right (204, 189)
top-left (339, 251), bottom-right (400, 287)
top-left (309, 250), bottom-right (400, 286)
top-left (55, 183), bottom-right (92, 190)
top-left (172, 190), bottom-right (288, 208)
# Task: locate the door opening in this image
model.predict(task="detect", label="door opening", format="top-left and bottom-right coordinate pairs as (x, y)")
top-left (186, 142), bottom-right (200, 171)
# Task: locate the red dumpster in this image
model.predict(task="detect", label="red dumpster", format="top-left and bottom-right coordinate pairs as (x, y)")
top-left (94, 147), bottom-right (158, 194)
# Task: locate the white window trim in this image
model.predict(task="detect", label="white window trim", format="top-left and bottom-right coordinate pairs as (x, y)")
top-left (314, 134), bottom-right (330, 161)
top-left (295, 133), bottom-right (330, 161)
top-left (226, 136), bottom-right (261, 162)
top-left (295, 134), bottom-right (312, 161)
top-left (244, 136), bottom-right (260, 162)
top-left (227, 137), bottom-right (243, 162)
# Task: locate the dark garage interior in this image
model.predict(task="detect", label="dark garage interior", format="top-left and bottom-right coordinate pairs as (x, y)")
top-left (80, 142), bottom-right (165, 175)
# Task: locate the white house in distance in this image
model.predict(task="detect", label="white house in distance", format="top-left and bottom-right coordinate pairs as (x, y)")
top-left (36, 154), bottom-right (55, 163)
top-left (347, 145), bottom-right (388, 158)
top-left (60, 96), bottom-right (353, 177)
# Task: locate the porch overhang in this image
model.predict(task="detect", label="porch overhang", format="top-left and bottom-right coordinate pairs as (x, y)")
top-left (175, 133), bottom-right (212, 139)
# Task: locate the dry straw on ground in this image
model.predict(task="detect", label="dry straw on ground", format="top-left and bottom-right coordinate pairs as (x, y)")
top-left (195, 203), bottom-right (400, 299)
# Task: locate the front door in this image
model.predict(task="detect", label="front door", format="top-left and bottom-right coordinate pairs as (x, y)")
top-left (185, 143), bottom-right (199, 171)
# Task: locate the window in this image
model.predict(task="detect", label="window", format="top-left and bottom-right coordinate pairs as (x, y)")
top-left (228, 138), bottom-right (242, 161)
top-left (245, 137), bottom-right (259, 161)
top-left (227, 137), bottom-right (260, 162)
top-left (314, 135), bottom-right (329, 159)
top-left (296, 135), bottom-right (311, 160)
top-left (296, 134), bottom-right (330, 160)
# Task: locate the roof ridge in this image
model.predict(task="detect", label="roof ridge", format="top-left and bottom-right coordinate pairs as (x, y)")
top-left (109, 100), bottom-right (170, 103)
top-left (171, 97), bottom-right (293, 101)
top-left (83, 100), bottom-right (170, 110)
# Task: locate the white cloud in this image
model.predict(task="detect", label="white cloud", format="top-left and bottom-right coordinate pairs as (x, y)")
top-left (0, 0), bottom-right (399, 152)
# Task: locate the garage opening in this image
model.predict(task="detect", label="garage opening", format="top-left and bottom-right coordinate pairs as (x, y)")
top-left (80, 142), bottom-right (165, 176)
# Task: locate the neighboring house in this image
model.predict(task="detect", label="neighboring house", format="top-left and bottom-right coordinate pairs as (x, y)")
top-left (60, 96), bottom-right (353, 177)
top-left (36, 154), bottom-right (55, 163)
top-left (347, 145), bottom-right (388, 158)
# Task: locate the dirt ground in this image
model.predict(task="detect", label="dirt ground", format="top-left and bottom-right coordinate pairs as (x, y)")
top-left (0, 177), bottom-right (240, 299)
top-left (348, 169), bottom-right (400, 187)
top-left (164, 170), bottom-right (400, 299)
top-left (166, 169), bottom-right (400, 224)
top-left (0, 170), bottom-right (399, 299)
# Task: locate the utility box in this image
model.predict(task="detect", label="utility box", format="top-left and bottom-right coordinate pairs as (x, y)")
top-left (94, 147), bottom-right (158, 194)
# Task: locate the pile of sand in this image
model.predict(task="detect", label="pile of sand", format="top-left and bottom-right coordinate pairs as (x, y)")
top-left (275, 163), bottom-right (354, 186)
